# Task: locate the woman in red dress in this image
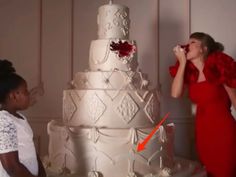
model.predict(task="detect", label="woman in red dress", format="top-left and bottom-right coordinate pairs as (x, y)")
top-left (169, 32), bottom-right (236, 177)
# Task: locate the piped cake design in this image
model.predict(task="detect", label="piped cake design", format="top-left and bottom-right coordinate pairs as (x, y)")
top-left (47, 1), bottom-right (174, 177)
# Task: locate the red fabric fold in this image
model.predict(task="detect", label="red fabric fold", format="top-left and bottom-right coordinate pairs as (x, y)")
top-left (204, 52), bottom-right (236, 88)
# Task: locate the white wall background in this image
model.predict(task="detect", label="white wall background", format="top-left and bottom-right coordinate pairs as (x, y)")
top-left (0, 0), bottom-right (236, 160)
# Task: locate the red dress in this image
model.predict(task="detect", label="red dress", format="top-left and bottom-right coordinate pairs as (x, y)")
top-left (170, 52), bottom-right (236, 177)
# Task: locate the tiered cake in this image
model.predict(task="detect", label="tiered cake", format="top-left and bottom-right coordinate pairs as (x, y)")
top-left (46, 2), bottom-right (175, 177)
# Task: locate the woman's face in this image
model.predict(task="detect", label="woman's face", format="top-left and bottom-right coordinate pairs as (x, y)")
top-left (14, 81), bottom-right (30, 110)
top-left (186, 38), bottom-right (205, 60)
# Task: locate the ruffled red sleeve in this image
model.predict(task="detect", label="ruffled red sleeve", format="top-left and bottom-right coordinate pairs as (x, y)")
top-left (203, 52), bottom-right (236, 88)
top-left (169, 60), bottom-right (199, 84)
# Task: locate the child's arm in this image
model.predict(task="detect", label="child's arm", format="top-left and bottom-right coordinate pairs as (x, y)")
top-left (37, 154), bottom-right (47, 177)
top-left (0, 151), bottom-right (37, 177)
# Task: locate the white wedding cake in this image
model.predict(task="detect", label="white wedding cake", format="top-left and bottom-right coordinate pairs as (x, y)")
top-left (46, 2), bottom-right (175, 177)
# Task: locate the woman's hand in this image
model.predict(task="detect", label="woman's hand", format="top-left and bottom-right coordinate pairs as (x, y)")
top-left (173, 45), bottom-right (187, 65)
top-left (171, 45), bottom-right (188, 98)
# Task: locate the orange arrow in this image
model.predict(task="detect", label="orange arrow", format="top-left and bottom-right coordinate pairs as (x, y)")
top-left (136, 112), bottom-right (170, 152)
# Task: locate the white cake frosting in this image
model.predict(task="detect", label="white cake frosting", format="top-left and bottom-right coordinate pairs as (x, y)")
top-left (89, 39), bottom-right (138, 71)
top-left (47, 120), bottom-right (175, 177)
top-left (46, 2), bottom-right (175, 177)
top-left (71, 70), bottom-right (149, 90)
top-left (97, 4), bottom-right (130, 39)
top-left (63, 89), bottom-right (159, 128)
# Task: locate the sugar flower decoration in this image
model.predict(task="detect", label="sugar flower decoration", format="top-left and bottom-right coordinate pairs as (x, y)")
top-left (180, 44), bottom-right (189, 54)
top-left (110, 40), bottom-right (136, 63)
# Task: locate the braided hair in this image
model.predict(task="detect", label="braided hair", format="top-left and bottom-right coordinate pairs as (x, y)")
top-left (190, 32), bottom-right (224, 57)
top-left (0, 59), bottom-right (25, 103)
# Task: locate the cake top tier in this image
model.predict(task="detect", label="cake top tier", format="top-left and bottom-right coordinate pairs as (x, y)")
top-left (97, 2), bottom-right (130, 39)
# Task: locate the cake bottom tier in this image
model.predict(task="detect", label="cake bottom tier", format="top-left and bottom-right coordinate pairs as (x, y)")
top-left (46, 120), bottom-right (175, 177)
top-left (45, 158), bottom-right (207, 177)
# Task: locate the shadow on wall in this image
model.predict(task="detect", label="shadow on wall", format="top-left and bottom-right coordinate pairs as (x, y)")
top-left (137, 9), bottom-right (158, 88)
top-left (159, 19), bottom-right (196, 160)
top-left (159, 19), bottom-right (193, 115)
